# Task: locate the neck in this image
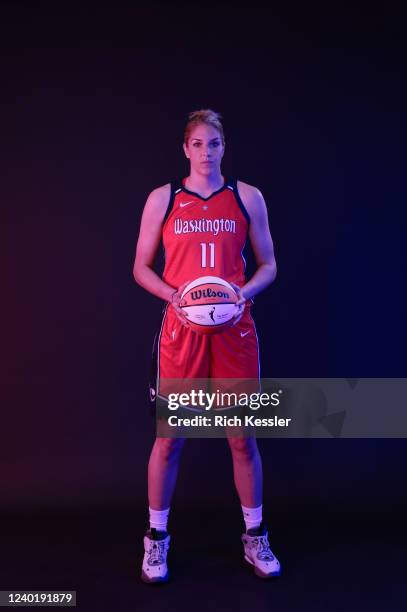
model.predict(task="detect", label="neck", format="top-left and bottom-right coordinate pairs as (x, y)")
top-left (185, 169), bottom-right (224, 196)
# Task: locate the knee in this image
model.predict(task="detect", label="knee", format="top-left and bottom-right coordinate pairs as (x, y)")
top-left (155, 437), bottom-right (186, 461)
top-left (228, 436), bottom-right (258, 461)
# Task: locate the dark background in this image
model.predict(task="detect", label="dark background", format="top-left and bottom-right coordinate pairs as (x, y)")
top-left (1, 2), bottom-right (406, 609)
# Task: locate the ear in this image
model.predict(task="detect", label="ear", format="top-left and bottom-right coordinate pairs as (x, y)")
top-left (183, 142), bottom-right (190, 159)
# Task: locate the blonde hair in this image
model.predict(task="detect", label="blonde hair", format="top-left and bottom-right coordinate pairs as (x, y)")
top-left (184, 109), bottom-right (225, 145)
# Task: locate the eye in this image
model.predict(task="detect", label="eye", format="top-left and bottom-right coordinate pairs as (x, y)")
top-left (193, 142), bottom-right (201, 147)
top-left (211, 141), bottom-right (220, 147)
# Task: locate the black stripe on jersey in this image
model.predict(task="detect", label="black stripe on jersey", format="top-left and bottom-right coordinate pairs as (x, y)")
top-left (148, 302), bottom-right (169, 418)
top-left (230, 178), bottom-right (251, 226)
top-left (162, 180), bottom-right (182, 225)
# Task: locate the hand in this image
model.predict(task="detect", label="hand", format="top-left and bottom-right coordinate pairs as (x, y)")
top-left (169, 280), bottom-right (192, 328)
top-left (229, 281), bottom-right (246, 327)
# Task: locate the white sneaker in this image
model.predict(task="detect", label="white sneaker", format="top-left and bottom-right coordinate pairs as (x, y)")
top-left (241, 523), bottom-right (281, 578)
top-left (141, 528), bottom-right (171, 584)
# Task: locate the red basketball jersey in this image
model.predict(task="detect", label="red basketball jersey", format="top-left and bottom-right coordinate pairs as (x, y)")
top-left (161, 177), bottom-right (250, 290)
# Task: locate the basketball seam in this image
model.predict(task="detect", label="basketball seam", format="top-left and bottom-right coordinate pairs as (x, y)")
top-left (179, 319), bottom-right (233, 327)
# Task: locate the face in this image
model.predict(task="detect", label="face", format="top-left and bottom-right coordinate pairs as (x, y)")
top-left (183, 123), bottom-right (225, 175)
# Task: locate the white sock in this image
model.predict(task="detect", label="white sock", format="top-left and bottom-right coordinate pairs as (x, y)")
top-left (241, 503), bottom-right (262, 532)
top-left (149, 506), bottom-right (170, 532)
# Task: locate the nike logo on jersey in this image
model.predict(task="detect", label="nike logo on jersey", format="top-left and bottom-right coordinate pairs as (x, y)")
top-left (179, 200), bottom-right (194, 207)
top-left (240, 330), bottom-right (250, 337)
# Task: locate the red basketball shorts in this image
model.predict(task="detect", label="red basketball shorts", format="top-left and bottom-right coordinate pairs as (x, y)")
top-left (149, 302), bottom-right (260, 414)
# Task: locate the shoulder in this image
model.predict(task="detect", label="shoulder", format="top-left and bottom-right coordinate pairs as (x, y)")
top-left (142, 182), bottom-right (171, 219)
top-left (236, 180), bottom-right (266, 218)
top-left (146, 182), bottom-right (171, 207)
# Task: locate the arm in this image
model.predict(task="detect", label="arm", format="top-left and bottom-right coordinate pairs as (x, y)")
top-left (230, 183), bottom-right (277, 324)
top-left (133, 185), bottom-right (190, 326)
top-left (133, 184), bottom-right (175, 302)
top-left (240, 183), bottom-right (277, 301)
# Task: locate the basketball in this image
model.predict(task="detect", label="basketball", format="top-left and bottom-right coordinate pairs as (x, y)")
top-left (180, 276), bottom-right (238, 335)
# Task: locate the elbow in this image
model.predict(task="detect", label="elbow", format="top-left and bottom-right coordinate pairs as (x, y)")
top-left (133, 263), bottom-right (143, 285)
top-left (263, 260), bottom-right (277, 285)
top-left (272, 260), bottom-right (277, 282)
top-left (133, 261), bottom-right (152, 287)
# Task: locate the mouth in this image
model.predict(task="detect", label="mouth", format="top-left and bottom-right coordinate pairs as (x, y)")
top-left (201, 161), bottom-right (214, 165)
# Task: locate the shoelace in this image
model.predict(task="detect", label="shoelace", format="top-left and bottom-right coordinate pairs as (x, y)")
top-left (251, 534), bottom-right (274, 561)
top-left (148, 540), bottom-right (167, 565)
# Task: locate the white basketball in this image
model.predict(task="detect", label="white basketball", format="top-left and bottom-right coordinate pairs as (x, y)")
top-left (180, 276), bottom-right (238, 335)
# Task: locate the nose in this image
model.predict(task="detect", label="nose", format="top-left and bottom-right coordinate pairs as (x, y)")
top-left (201, 145), bottom-right (212, 159)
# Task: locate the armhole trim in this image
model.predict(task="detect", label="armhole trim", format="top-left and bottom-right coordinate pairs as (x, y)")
top-left (231, 178), bottom-right (251, 226)
top-left (162, 180), bottom-right (181, 225)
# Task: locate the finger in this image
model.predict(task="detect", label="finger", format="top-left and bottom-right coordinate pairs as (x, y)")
top-left (175, 313), bottom-right (190, 328)
top-left (174, 306), bottom-right (190, 327)
top-left (173, 281), bottom-right (192, 308)
top-left (231, 312), bottom-right (243, 326)
top-left (231, 304), bottom-right (244, 321)
top-left (174, 307), bottom-right (189, 324)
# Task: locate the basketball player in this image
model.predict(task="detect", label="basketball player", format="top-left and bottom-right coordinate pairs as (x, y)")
top-left (133, 109), bottom-right (281, 583)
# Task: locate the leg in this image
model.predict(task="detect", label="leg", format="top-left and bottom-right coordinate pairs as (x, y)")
top-left (148, 303), bottom-right (209, 510)
top-left (148, 435), bottom-right (186, 510)
top-left (142, 433), bottom-right (184, 584)
top-left (226, 432), bottom-right (263, 507)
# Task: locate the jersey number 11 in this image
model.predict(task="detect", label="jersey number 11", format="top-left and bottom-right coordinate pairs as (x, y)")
top-left (200, 242), bottom-right (215, 268)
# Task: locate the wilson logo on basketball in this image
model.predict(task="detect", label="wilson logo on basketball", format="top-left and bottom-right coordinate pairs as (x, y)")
top-left (191, 289), bottom-right (230, 300)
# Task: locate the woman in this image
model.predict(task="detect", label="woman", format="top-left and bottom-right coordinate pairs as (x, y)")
top-left (133, 109), bottom-right (281, 583)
